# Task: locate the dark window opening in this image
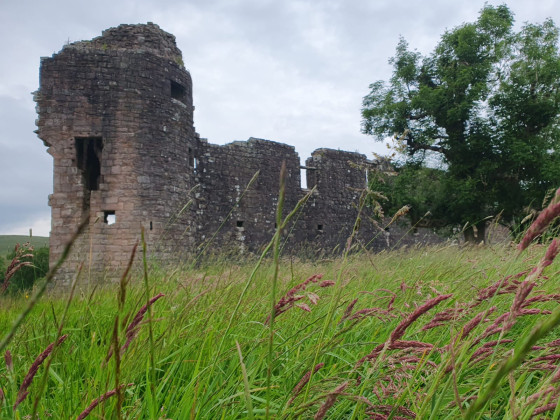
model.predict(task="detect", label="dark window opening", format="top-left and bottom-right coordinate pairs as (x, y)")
top-left (75, 137), bottom-right (103, 191)
top-left (317, 224), bottom-right (323, 232)
top-left (236, 221), bottom-right (244, 228)
top-left (188, 147), bottom-right (194, 167)
top-left (104, 211), bottom-right (116, 225)
top-left (150, 221), bottom-right (153, 231)
top-left (171, 80), bottom-right (186, 104)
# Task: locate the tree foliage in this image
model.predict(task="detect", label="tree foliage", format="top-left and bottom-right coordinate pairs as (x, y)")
top-left (362, 5), bottom-right (560, 241)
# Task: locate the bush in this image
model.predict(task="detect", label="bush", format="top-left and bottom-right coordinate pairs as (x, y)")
top-left (2, 244), bottom-right (49, 294)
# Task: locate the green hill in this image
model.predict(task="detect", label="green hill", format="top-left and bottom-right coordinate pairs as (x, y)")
top-left (0, 235), bottom-right (49, 256)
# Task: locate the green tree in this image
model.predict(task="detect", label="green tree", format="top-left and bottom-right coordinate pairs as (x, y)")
top-left (362, 5), bottom-right (560, 242)
top-left (369, 164), bottom-right (446, 228)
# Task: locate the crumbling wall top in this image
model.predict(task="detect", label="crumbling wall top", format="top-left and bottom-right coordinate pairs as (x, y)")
top-left (58, 23), bottom-right (183, 63)
top-left (310, 148), bottom-right (368, 160)
top-left (225, 137), bottom-right (296, 153)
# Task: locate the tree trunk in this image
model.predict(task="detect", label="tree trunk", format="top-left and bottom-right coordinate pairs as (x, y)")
top-left (463, 222), bottom-right (486, 244)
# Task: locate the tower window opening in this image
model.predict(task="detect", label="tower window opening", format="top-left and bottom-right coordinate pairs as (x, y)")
top-left (317, 224), bottom-right (323, 232)
top-left (104, 211), bottom-right (116, 225)
top-left (300, 167), bottom-right (307, 189)
top-left (75, 137), bottom-right (103, 191)
top-left (170, 80), bottom-right (186, 104)
top-left (236, 220), bottom-right (244, 228)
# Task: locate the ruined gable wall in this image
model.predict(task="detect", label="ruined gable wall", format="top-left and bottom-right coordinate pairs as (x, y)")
top-left (193, 138), bottom-right (303, 253)
top-left (300, 149), bottom-right (383, 251)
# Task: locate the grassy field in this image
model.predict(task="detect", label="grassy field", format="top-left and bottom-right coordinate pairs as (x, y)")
top-left (2, 238), bottom-right (560, 419)
top-left (0, 235), bottom-right (49, 256)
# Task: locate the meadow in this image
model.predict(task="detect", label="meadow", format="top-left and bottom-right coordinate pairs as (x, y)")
top-left (2, 184), bottom-right (560, 419)
top-left (1, 232), bottom-right (560, 419)
top-left (0, 236), bottom-right (49, 257)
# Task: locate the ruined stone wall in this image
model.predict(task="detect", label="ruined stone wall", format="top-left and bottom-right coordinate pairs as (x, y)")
top-left (194, 138), bottom-right (302, 253)
top-left (36, 23), bottom-right (446, 283)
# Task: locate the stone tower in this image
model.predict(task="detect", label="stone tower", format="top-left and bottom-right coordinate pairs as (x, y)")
top-left (35, 23), bottom-right (197, 280)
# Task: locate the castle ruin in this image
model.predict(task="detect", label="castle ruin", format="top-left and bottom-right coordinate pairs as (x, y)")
top-left (35, 23), bottom-right (440, 282)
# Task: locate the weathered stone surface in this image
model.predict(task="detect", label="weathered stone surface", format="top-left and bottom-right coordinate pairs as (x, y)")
top-left (35, 23), bottom-right (444, 283)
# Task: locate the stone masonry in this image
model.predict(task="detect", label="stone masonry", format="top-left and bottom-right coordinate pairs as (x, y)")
top-left (35, 23), bottom-right (442, 282)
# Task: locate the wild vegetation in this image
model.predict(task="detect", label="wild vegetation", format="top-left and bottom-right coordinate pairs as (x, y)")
top-left (1, 186), bottom-right (560, 419)
top-left (362, 4), bottom-right (560, 242)
top-left (2, 5), bottom-right (560, 418)
top-left (0, 243), bottom-right (49, 295)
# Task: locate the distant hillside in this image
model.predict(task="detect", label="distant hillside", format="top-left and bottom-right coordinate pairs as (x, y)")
top-left (0, 235), bottom-right (49, 256)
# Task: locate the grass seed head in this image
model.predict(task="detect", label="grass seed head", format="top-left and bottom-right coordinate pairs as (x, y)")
top-left (314, 381), bottom-right (349, 420)
top-left (389, 294), bottom-right (453, 343)
top-left (518, 197), bottom-right (560, 251)
top-left (288, 363), bottom-right (324, 406)
top-left (4, 350), bottom-right (13, 372)
top-left (14, 334), bottom-right (68, 410)
top-left (121, 292), bottom-right (165, 353)
top-left (76, 383), bottom-right (133, 420)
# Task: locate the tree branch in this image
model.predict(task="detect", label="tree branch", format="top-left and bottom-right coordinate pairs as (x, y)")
top-left (406, 133), bottom-right (449, 158)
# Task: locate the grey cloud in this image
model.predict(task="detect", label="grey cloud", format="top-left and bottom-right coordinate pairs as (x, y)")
top-left (0, 0), bottom-right (558, 234)
top-left (0, 95), bottom-right (51, 234)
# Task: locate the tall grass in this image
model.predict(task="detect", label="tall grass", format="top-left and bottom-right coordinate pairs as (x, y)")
top-left (2, 191), bottom-right (560, 418)
top-left (1, 239), bottom-right (559, 419)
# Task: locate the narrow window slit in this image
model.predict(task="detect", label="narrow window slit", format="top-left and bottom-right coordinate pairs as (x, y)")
top-left (188, 147), bottom-right (194, 167)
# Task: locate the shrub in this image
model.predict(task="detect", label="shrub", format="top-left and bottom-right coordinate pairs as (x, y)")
top-left (3, 245), bottom-right (49, 294)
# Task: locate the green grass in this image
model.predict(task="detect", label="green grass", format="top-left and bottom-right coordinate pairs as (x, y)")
top-left (2, 241), bottom-right (560, 419)
top-left (0, 235), bottom-right (49, 256)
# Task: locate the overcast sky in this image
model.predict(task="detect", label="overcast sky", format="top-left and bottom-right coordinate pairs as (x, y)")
top-left (1, 0), bottom-right (558, 237)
